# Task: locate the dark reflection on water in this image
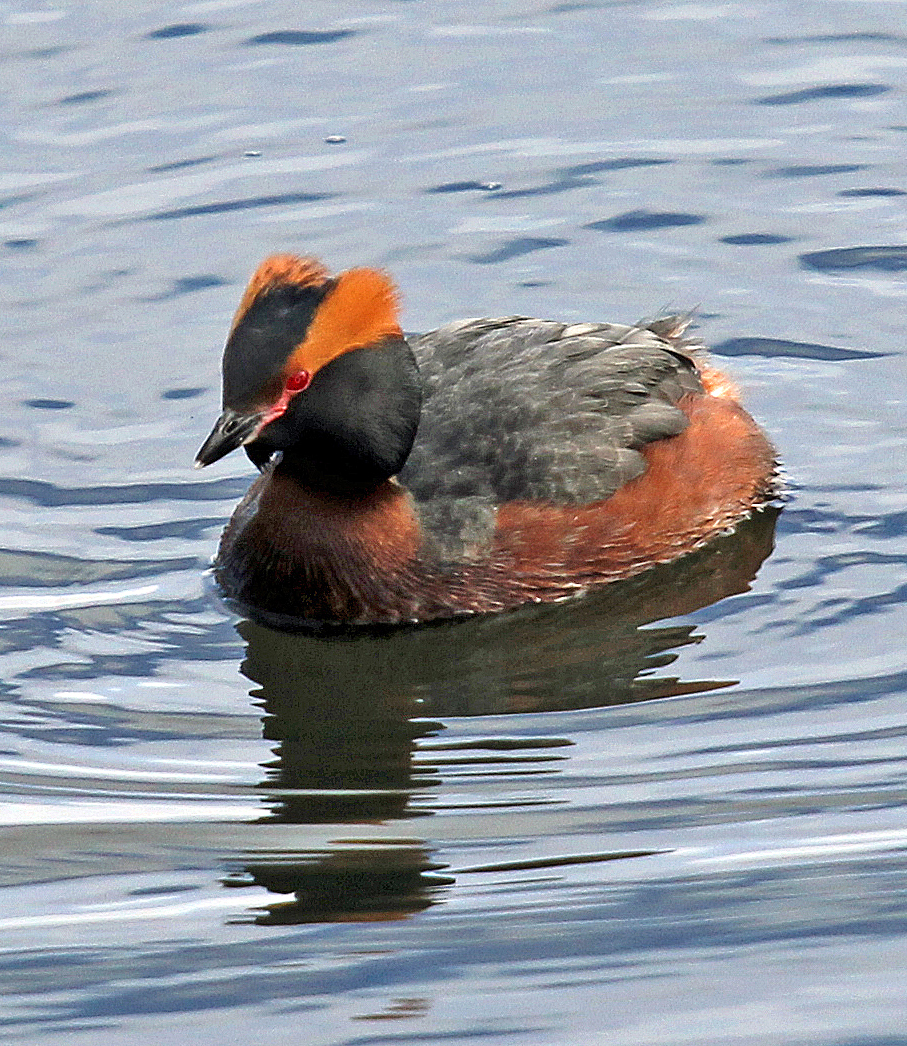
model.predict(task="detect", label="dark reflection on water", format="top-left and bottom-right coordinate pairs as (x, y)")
top-left (487, 157), bottom-right (672, 200)
top-left (426, 180), bottom-right (502, 195)
top-left (141, 275), bottom-right (227, 301)
top-left (223, 509), bottom-right (778, 924)
top-left (768, 164), bottom-right (865, 177)
top-left (800, 246), bottom-right (907, 273)
top-left (146, 155), bottom-right (216, 172)
top-left (587, 210), bottom-right (706, 232)
top-left (0, 475), bottom-right (248, 507)
top-left (228, 620), bottom-right (451, 922)
top-left (226, 847), bottom-right (453, 925)
top-left (757, 83), bottom-right (891, 105)
top-left (57, 89), bottom-right (115, 106)
top-left (765, 32), bottom-right (907, 44)
top-left (468, 236), bottom-right (569, 264)
top-left (244, 30), bottom-right (358, 47)
top-left (145, 23), bottom-right (209, 40)
top-left (144, 191), bottom-right (334, 223)
top-left (839, 187), bottom-right (907, 197)
top-left (719, 233), bottom-right (794, 245)
top-left (713, 337), bottom-right (883, 360)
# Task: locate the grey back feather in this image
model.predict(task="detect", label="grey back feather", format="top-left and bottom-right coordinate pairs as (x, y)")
top-left (400, 316), bottom-right (703, 507)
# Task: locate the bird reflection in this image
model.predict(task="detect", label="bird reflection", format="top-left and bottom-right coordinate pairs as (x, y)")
top-left (225, 506), bottom-right (779, 924)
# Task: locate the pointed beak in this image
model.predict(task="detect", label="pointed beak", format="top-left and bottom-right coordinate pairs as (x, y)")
top-left (195, 408), bottom-right (263, 468)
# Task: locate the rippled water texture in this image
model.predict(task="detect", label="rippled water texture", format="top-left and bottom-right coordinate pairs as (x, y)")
top-left (1, 2), bottom-right (907, 1044)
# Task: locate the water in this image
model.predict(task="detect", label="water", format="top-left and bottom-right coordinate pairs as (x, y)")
top-left (2, 1), bottom-right (907, 1043)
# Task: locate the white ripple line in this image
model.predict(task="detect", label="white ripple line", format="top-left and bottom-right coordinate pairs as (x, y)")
top-left (0, 800), bottom-right (251, 825)
top-left (0, 756), bottom-right (240, 783)
top-left (692, 827), bottom-right (907, 866)
top-left (0, 584), bottom-right (158, 611)
top-left (0, 895), bottom-right (245, 932)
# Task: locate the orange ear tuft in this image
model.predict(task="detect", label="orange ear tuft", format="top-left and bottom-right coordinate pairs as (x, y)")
top-left (288, 267), bottom-right (403, 376)
top-left (231, 254), bottom-right (330, 333)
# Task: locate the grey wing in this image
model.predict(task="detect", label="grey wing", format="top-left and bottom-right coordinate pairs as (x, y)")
top-left (400, 315), bottom-right (704, 510)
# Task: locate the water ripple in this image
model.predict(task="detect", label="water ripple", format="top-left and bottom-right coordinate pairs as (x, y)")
top-left (800, 246), bottom-right (907, 273)
top-left (0, 476), bottom-right (246, 507)
top-left (712, 337), bottom-right (883, 360)
top-left (586, 210), bottom-right (706, 232)
top-left (145, 24), bottom-right (209, 40)
top-left (468, 237), bottom-right (568, 264)
top-left (757, 83), bottom-right (891, 105)
top-left (244, 30), bottom-right (357, 47)
top-left (143, 191), bottom-right (334, 222)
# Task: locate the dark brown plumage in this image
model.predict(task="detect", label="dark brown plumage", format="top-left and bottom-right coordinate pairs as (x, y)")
top-left (196, 255), bottom-right (777, 624)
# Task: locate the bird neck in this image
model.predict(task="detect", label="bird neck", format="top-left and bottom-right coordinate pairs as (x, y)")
top-left (218, 468), bottom-right (425, 622)
top-left (275, 446), bottom-right (392, 498)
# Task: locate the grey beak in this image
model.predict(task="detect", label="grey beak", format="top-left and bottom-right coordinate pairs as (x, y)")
top-left (195, 408), bottom-right (263, 468)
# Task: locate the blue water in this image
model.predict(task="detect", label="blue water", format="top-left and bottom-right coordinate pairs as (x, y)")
top-left (1, 2), bottom-right (907, 1043)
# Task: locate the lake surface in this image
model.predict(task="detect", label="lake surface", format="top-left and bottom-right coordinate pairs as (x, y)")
top-left (2, 1), bottom-right (907, 1043)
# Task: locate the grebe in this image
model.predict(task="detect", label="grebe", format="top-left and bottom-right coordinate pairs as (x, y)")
top-left (196, 255), bottom-right (776, 624)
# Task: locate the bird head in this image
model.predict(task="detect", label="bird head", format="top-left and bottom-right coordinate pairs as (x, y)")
top-left (196, 255), bottom-right (421, 494)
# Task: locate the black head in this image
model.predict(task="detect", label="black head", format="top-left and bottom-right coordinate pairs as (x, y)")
top-left (195, 256), bottom-right (422, 494)
top-left (251, 337), bottom-right (421, 495)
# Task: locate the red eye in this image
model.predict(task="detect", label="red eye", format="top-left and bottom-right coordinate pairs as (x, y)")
top-left (285, 369), bottom-right (311, 392)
